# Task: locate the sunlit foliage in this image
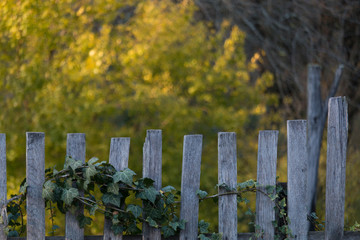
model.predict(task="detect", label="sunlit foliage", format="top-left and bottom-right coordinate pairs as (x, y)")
top-left (0, 0), bottom-right (278, 235)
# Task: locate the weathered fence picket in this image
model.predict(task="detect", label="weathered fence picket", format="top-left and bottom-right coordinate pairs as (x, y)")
top-left (103, 137), bottom-right (130, 240)
top-left (66, 133), bottom-right (86, 240)
top-left (256, 130), bottom-right (278, 239)
top-left (180, 135), bottom-right (203, 240)
top-left (307, 64), bottom-right (323, 218)
top-left (26, 132), bottom-right (46, 240)
top-left (0, 96), bottom-right (359, 240)
top-left (218, 132), bottom-right (237, 240)
top-left (287, 120), bottom-right (309, 240)
top-left (142, 130), bottom-right (162, 240)
top-left (325, 97), bottom-right (348, 240)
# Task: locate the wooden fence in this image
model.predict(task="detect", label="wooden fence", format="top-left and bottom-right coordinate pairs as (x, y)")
top-left (0, 96), bottom-right (359, 240)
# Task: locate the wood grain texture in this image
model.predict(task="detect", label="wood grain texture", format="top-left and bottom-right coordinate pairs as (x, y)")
top-left (287, 120), bottom-right (309, 240)
top-left (142, 130), bottom-right (162, 240)
top-left (325, 97), bottom-right (348, 240)
top-left (26, 132), bottom-right (45, 240)
top-left (179, 135), bottom-right (203, 240)
top-left (256, 130), bottom-right (278, 240)
top-left (218, 132), bottom-right (237, 240)
top-left (103, 137), bottom-right (130, 240)
top-left (307, 64), bottom-right (325, 217)
top-left (65, 133), bottom-right (86, 240)
top-left (0, 134), bottom-right (6, 240)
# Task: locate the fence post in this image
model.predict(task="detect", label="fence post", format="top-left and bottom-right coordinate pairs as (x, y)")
top-left (180, 135), bottom-right (203, 240)
top-left (256, 130), bottom-right (278, 239)
top-left (26, 132), bottom-right (45, 240)
top-left (103, 137), bottom-right (130, 240)
top-left (218, 132), bottom-right (237, 240)
top-left (287, 120), bottom-right (308, 240)
top-left (0, 134), bottom-right (6, 240)
top-left (142, 130), bottom-right (162, 240)
top-left (307, 64), bottom-right (324, 218)
top-left (65, 133), bottom-right (86, 240)
top-left (325, 97), bottom-right (348, 240)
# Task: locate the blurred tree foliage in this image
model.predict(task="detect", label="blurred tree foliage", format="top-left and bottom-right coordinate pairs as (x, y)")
top-left (194, 0), bottom-right (360, 227)
top-left (0, 0), bottom-right (279, 235)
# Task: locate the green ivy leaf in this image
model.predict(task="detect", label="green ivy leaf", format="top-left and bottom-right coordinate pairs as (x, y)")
top-left (127, 222), bottom-right (141, 234)
top-left (161, 185), bottom-right (175, 193)
top-left (61, 188), bottom-right (79, 205)
top-left (137, 187), bottom-right (158, 203)
top-left (196, 190), bottom-right (208, 199)
top-left (199, 220), bottom-right (210, 233)
top-left (83, 179), bottom-right (91, 191)
top-left (19, 182), bottom-right (28, 194)
top-left (42, 181), bottom-right (56, 200)
top-left (146, 216), bottom-right (158, 228)
top-left (89, 204), bottom-right (98, 216)
top-left (111, 224), bottom-right (124, 235)
top-left (113, 168), bottom-right (136, 185)
top-left (237, 181), bottom-right (246, 189)
top-left (142, 178), bottom-right (155, 187)
top-left (198, 234), bottom-right (210, 240)
top-left (245, 209), bottom-right (253, 216)
top-left (144, 205), bottom-right (162, 219)
top-left (350, 221), bottom-right (360, 231)
top-left (112, 216), bottom-right (120, 225)
top-left (107, 182), bottom-right (119, 195)
top-left (238, 179), bottom-right (256, 189)
top-left (210, 233), bottom-right (223, 240)
top-left (178, 219), bottom-right (186, 230)
top-left (77, 214), bottom-right (92, 228)
top-left (94, 161), bottom-right (107, 167)
top-left (162, 226), bottom-right (175, 237)
top-left (85, 165), bottom-right (97, 181)
top-left (53, 168), bottom-right (59, 176)
top-left (52, 225), bottom-right (60, 231)
top-left (65, 156), bottom-right (82, 171)
top-left (279, 198), bottom-right (286, 208)
top-left (126, 204), bottom-right (142, 218)
top-left (169, 221), bottom-right (180, 231)
top-left (216, 183), bottom-right (233, 191)
top-left (102, 193), bottom-right (121, 207)
top-left (247, 179), bottom-right (256, 187)
top-left (165, 193), bottom-right (175, 204)
top-left (7, 231), bottom-right (19, 237)
top-left (266, 185), bottom-right (276, 194)
top-left (88, 157), bottom-right (99, 165)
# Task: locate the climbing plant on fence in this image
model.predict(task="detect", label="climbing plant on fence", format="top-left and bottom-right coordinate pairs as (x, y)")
top-left (3, 156), bottom-right (290, 239)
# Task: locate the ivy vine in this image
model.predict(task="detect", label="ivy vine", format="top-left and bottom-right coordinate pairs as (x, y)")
top-left (2, 156), bottom-right (294, 239)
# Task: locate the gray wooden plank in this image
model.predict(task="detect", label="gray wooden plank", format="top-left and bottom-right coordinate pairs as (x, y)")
top-left (179, 135), bottom-right (203, 240)
top-left (306, 64), bottom-right (324, 218)
top-left (65, 133), bottom-right (86, 240)
top-left (287, 120), bottom-right (308, 240)
top-left (325, 97), bottom-right (348, 240)
top-left (142, 130), bottom-right (162, 240)
top-left (26, 132), bottom-right (45, 240)
top-left (218, 132), bottom-right (237, 240)
top-left (256, 130), bottom-right (278, 240)
top-left (109, 138), bottom-right (130, 170)
top-left (103, 137), bottom-right (130, 240)
top-left (0, 134), bottom-right (6, 240)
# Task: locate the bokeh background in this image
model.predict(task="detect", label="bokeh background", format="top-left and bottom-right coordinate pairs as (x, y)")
top-left (0, 0), bottom-right (359, 236)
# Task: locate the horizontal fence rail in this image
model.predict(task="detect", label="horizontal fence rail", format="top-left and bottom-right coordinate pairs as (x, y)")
top-left (0, 97), bottom-right (359, 240)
